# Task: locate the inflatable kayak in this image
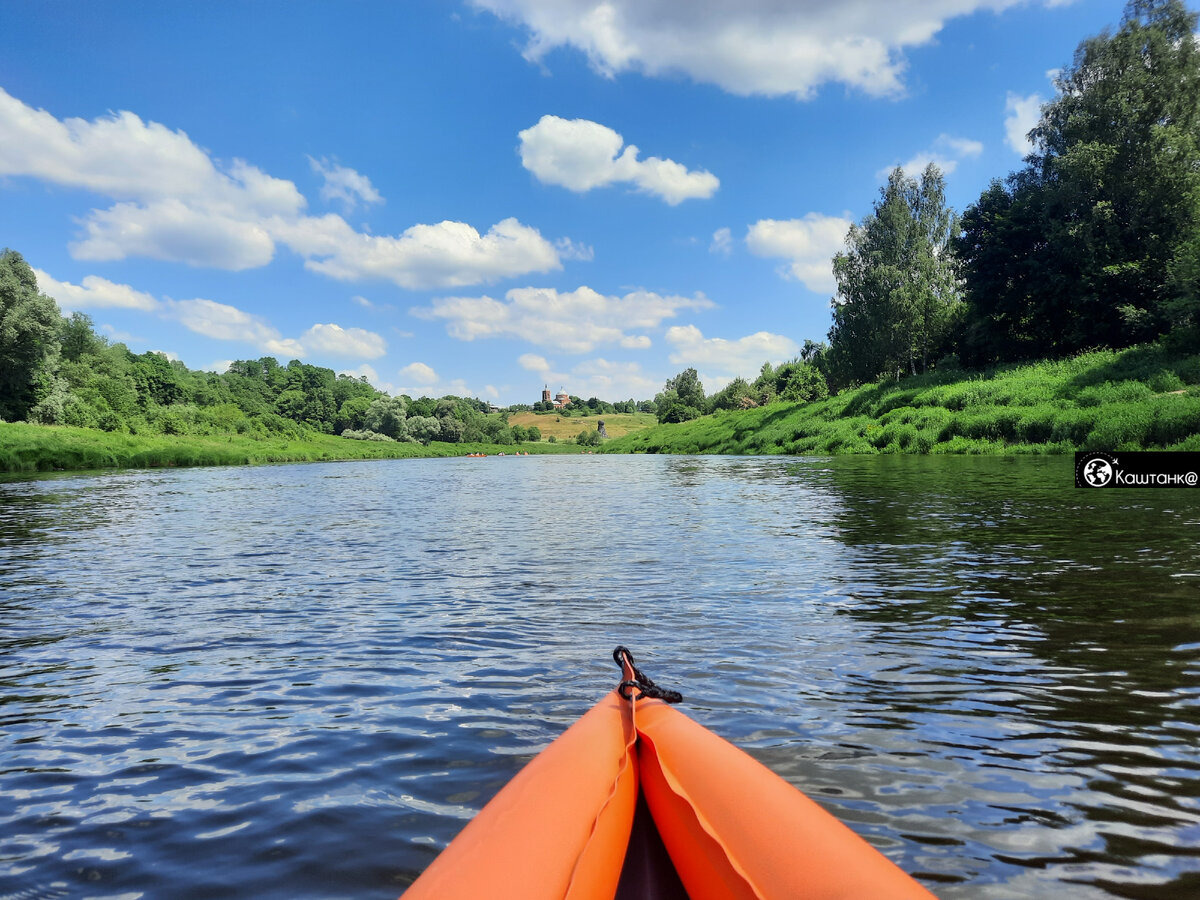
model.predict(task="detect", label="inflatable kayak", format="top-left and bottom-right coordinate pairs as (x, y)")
top-left (402, 648), bottom-right (936, 900)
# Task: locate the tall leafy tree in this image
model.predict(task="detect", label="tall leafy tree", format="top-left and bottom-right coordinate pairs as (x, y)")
top-left (828, 165), bottom-right (961, 384)
top-left (959, 0), bottom-right (1200, 360)
top-left (0, 250), bottom-right (63, 421)
top-left (665, 368), bottom-right (706, 409)
top-left (655, 368), bottom-right (707, 422)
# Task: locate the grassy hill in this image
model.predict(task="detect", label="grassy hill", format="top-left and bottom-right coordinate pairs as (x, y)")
top-left (602, 345), bottom-right (1200, 456)
top-left (507, 411), bottom-right (657, 442)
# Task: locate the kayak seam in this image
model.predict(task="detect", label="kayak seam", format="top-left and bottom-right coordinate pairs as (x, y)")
top-left (561, 692), bottom-right (638, 900)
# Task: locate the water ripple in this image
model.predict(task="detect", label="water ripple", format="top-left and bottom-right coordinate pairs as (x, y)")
top-left (0, 456), bottom-right (1197, 898)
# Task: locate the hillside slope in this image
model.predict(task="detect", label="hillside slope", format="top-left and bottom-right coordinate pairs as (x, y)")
top-left (603, 346), bottom-right (1200, 455)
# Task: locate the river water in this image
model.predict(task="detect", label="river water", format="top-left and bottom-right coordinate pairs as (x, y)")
top-left (1, 454), bottom-right (1198, 899)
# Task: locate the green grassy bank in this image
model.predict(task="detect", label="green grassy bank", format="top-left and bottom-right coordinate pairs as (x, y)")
top-left (604, 345), bottom-right (1200, 456)
top-left (0, 424), bottom-right (581, 475)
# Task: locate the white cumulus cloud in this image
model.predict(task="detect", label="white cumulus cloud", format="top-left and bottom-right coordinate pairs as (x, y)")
top-left (473, 0), bottom-right (1057, 100)
top-left (270, 213), bottom-right (563, 289)
top-left (1005, 92), bottom-right (1044, 156)
top-left (666, 325), bottom-right (799, 382)
top-left (400, 361), bottom-right (439, 385)
top-left (300, 323), bottom-right (387, 359)
top-left (518, 353), bottom-right (553, 373)
top-left (32, 268), bottom-right (159, 311)
top-left (745, 214), bottom-right (852, 294)
top-left (0, 87), bottom-right (573, 288)
top-left (71, 199), bottom-right (278, 270)
top-left (412, 284), bottom-right (713, 354)
top-left (570, 358), bottom-right (660, 400)
top-left (518, 115), bottom-right (718, 204)
top-left (0, 87), bottom-right (304, 214)
top-left (394, 364), bottom-right (483, 400)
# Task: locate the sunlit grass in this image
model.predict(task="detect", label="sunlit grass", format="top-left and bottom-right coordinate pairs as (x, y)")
top-left (506, 411), bottom-right (657, 441)
top-left (0, 423), bottom-right (582, 474)
top-left (602, 344), bottom-right (1200, 456)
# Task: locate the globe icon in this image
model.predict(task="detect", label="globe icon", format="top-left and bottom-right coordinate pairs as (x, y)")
top-left (1084, 458), bottom-right (1113, 486)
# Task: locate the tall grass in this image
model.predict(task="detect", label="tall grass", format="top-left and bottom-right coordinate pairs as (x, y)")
top-left (0, 424), bottom-right (581, 474)
top-left (603, 344), bottom-right (1200, 456)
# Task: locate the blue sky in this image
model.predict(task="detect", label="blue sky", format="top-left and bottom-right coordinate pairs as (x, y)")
top-left (0, 0), bottom-right (1132, 405)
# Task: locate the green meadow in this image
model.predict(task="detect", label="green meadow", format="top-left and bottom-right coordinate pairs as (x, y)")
top-left (602, 345), bottom-right (1200, 456)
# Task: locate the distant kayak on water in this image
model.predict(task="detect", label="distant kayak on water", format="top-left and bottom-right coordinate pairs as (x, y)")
top-left (402, 647), bottom-right (936, 900)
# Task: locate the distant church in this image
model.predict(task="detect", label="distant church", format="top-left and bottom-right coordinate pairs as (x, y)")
top-left (542, 385), bottom-right (570, 408)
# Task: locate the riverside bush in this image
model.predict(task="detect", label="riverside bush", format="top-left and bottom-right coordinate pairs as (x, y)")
top-left (1148, 397), bottom-right (1200, 446)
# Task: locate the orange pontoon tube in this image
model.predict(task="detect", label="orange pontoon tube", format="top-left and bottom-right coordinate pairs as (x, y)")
top-left (402, 648), bottom-right (936, 900)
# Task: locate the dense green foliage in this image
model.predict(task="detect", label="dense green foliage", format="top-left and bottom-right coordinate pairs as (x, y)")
top-left (603, 345), bottom-right (1200, 456)
top-left (956, 0), bottom-right (1200, 364)
top-left (0, 251), bottom-right (63, 422)
top-left (0, 252), bottom-right (541, 449)
top-left (814, 1), bottom-right (1200, 387)
top-left (829, 165), bottom-right (961, 383)
top-left (653, 359), bottom-right (830, 424)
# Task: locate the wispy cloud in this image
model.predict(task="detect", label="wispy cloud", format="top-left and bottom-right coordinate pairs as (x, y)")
top-left (308, 155), bottom-right (384, 212)
top-left (876, 133), bottom-right (983, 179)
top-left (710, 227), bottom-right (733, 256)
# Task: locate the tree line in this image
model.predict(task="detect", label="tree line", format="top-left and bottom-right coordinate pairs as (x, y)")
top-left (650, 2), bottom-right (1199, 425)
top-left (0, 254), bottom-right (539, 446)
top-left (826, 0), bottom-right (1200, 385)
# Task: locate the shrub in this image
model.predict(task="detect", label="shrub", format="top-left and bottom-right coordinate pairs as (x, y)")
top-left (1084, 406), bottom-right (1153, 450)
top-left (340, 429), bottom-right (396, 442)
top-left (1174, 357), bottom-right (1200, 384)
top-left (779, 365), bottom-right (829, 403)
top-left (1077, 380), bottom-right (1153, 407)
top-left (1050, 410), bottom-right (1092, 445)
top-left (1148, 371), bottom-right (1185, 393)
top-left (1016, 408), bottom-right (1057, 443)
top-left (1148, 398), bottom-right (1200, 446)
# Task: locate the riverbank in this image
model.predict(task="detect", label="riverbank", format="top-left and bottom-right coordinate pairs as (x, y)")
top-left (604, 344), bottom-right (1200, 455)
top-left (0, 423), bottom-right (581, 474)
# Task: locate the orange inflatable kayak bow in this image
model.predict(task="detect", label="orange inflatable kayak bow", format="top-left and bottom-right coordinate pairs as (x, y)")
top-left (402, 647), bottom-right (937, 900)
